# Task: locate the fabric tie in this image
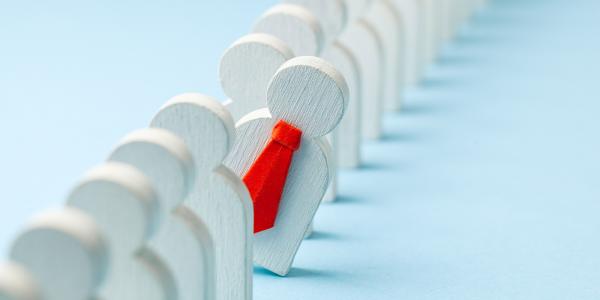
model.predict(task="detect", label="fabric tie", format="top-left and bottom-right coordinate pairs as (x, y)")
top-left (243, 120), bottom-right (303, 233)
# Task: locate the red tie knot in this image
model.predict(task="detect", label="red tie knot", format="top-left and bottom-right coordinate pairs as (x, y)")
top-left (271, 120), bottom-right (302, 151)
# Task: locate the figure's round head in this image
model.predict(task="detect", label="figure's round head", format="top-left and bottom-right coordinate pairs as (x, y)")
top-left (253, 4), bottom-right (324, 56)
top-left (10, 208), bottom-right (107, 300)
top-left (151, 93), bottom-right (235, 172)
top-left (109, 128), bottom-right (194, 215)
top-left (67, 162), bottom-right (159, 254)
top-left (267, 56), bottom-right (348, 138)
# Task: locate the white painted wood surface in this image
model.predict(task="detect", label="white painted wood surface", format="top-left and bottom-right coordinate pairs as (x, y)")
top-left (151, 94), bottom-right (253, 300)
top-left (424, 0), bottom-right (437, 64)
top-left (0, 262), bottom-right (40, 300)
top-left (108, 128), bottom-right (213, 300)
top-left (367, 0), bottom-right (404, 112)
top-left (253, 4), bottom-right (324, 56)
top-left (318, 136), bottom-right (336, 204)
top-left (220, 33), bottom-right (294, 121)
top-left (392, 0), bottom-right (420, 86)
top-left (224, 57), bottom-right (348, 276)
top-left (284, 0), bottom-right (348, 43)
top-left (339, 19), bottom-right (384, 140)
top-left (10, 208), bottom-right (107, 300)
top-left (67, 163), bottom-right (177, 300)
top-left (345, 0), bottom-right (372, 21)
top-left (322, 41), bottom-right (362, 168)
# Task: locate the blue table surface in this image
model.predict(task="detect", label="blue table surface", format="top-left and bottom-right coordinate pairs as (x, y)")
top-left (1, 0), bottom-right (600, 299)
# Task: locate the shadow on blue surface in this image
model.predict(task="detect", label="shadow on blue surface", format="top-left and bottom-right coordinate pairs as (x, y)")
top-left (254, 266), bottom-right (338, 279)
top-left (331, 195), bottom-right (364, 205)
top-left (305, 231), bottom-right (345, 241)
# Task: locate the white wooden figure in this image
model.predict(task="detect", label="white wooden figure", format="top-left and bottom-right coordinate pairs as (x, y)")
top-left (412, 0), bottom-right (428, 79)
top-left (108, 128), bottom-right (215, 300)
top-left (224, 56), bottom-right (348, 276)
top-left (440, 0), bottom-right (453, 42)
top-left (424, 0), bottom-right (437, 64)
top-left (449, 0), bottom-right (464, 38)
top-left (150, 94), bottom-right (253, 300)
top-left (0, 262), bottom-right (40, 300)
top-left (283, 0), bottom-right (347, 43)
top-left (253, 4), bottom-right (324, 56)
top-left (10, 208), bottom-right (107, 300)
top-left (322, 41), bottom-right (362, 168)
top-left (339, 19), bottom-right (384, 140)
top-left (431, 0), bottom-right (442, 54)
top-left (220, 33), bottom-right (294, 121)
top-left (429, 0), bottom-right (443, 59)
top-left (366, 0), bottom-right (404, 112)
top-left (436, 0), bottom-right (449, 48)
top-left (345, 0), bottom-right (372, 21)
top-left (67, 163), bottom-right (177, 300)
top-left (252, 4), bottom-right (342, 206)
top-left (391, 0), bottom-right (420, 87)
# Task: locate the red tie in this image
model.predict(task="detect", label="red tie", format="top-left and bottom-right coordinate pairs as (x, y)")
top-left (243, 120), bottom-right (303, 233)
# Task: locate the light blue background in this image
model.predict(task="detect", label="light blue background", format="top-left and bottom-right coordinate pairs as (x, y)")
top-left (1, 0), bottom-right (599, 299)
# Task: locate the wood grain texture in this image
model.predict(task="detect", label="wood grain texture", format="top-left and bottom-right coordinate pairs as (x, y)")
top-left (224, 57), bottom-right (347, 275)
top-left (267, 57), bottom-right (348, 138)
top-left (67, 163), bottom-right (176, 300)
top-left (253, 4), bottom-right (324, 56)
top-left (0, 262), bottom-right (40, 300)
top-left (220, 33), bottom-right (294, 121)
top-left (108, 128), bottom-right (213, 300)
top-left (150, 94), bottom-right (253, 300)
top-left (339, 19), bottom-right (384, 140)
top-left (367, 0), bottom-right (404, 112)
top-left (283, 0), bottom-right (348, 43)
top-left (10, 208), bottom-right (107, 300)
top-left (322, 41), bottom-right (362, 168)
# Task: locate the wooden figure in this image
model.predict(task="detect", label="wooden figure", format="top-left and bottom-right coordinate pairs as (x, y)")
top-left (322, 41), bottom-right (362, 168)
top-left (253, 4), bottom-right (324, 57)
top-left (252, 4), bottom-right (341, 206)
top-left (151, 94), bottom-right (253, 300)
top-left (366, 0), bottom-right (404, 111)
top-left (435, 0), bottom-right (448, 50)
top-left (224, 56), bottom-right (348, 276)
top-left (424, 0), bottom-right (437, 64)
top-left (67, 163), bottom-right (178, 300)
top-left (10, 208), bottom-right (107, 300)
top-left (345, 0), bottom-right (372, 21)
top-left (339, 19), bottom-right (384, 140)
top-left (220, 33), bottom-right (294, 122)
top-left (392, 0), bottom-right (420, 87)
top-left (412, 0), bottom-right (429, 79)
top-left (0, 262), bottom-right (40, 300)
top-left (108, 128), bottom-right (215, 300)
top-left (440, 0), bottom-right (453, 43)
